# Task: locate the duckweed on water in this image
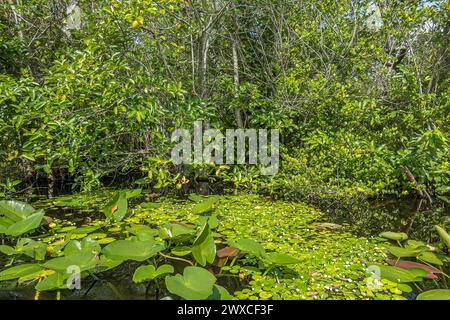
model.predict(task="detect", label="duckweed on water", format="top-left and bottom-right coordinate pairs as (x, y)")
top-left (0, 192), bottom-right (422, 300)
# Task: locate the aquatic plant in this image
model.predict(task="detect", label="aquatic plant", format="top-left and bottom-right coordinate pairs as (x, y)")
top-left (371, 227), bottom-right (450, 300)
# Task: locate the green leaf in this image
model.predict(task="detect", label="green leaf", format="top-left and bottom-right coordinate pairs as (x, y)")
top-left (35, 272), bottom-right (70, 291)
top-left (191, 224), bottom-right (216, 266)
top-left (0, 200), bottom-right (36, 222)
top-left (405, 240), bottom-right (427, 249)
top-left (70, 226), bottom-right (101, 234)
top-left (125, 189), bottom-right (142, 199)
top-left (126, 224), bottom-right (156, 241)
top-left (64, 237), bottom-right (101, 256)
top-left (165, 266), bottom-right (216, 300)
top-left (417, 251), bottom-right (443, 266)
top-left (375, 264), bottom-right (428, 283)
top-left (96, 255), bottom-right (123, 272)
top-left (171, 246), bottom-right (192, 256)
top-left (192, 198), bottom-right (218, 214)
top-left (398, 283), bottom-right (412, 293)
top-left (18, 268), bottom-right (49, 283)
top-left (0, 264), bottom-right (43, 281)
top-left (195, 214), bottom-right (219, 229)
top-left (157, 264), bottom-right (174, 275)
top-left (43, 252), bottom-right (98, 272)
top-left (0, 216), bottom-right (15, 229)
top-left (416, 289), bottom-right (450, 300)
top-left (0, 244), bottom-right (16, 256)
top-left (159, 223), bottom-right (194, 239)
top-left (133, 264), bottom-right (174, 283)
top-left (388, 246), bottom-right (425, 258)
top-left (379, 232), bottom-right (408, 241)
top-left (266, 252), bottom-right (301, 265)
top-left (133, 265), bottom-right (156, 283)
top-left (229, 238), bottom-right (267, 259)
top-left (102, 239), bottom-right (165, 262)
top-left (15, 239), bottom-right (47, 260)
top-left (5, 210), bottom-right (45, 237)
top-left (209, 284), bottom-right (233, 300)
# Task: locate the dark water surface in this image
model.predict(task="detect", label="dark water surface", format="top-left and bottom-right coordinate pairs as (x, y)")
top-left (1, 191), bottom-right (448, 300)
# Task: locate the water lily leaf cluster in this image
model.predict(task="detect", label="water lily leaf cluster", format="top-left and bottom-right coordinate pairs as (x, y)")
top-left (372, 226), bottom-right (450, 299)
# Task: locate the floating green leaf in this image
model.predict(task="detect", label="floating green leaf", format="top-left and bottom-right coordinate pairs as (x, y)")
top-left (35, 272), bottom-right (70, 291)
top-left (102, 239), bottom-right (165, 262)
top-left (165, 266), bottom-right (216, 300)
top-left (171, 246), bottom-right (192, 257)
top-left (0, 245), bottom-right (16, 256)
top-left (43, 251), bottom-right (98, 272)
top-left (192, 198), bottom-right (218, 214)
top-left (266, 252), bottom-right (301, 265)
top-left (373, 264), bottom-right (428, 283)
top-left (191, 224), bottom-right (216, 266)
top-left (0, 264), bottom-right (43, 281)
top-left (388, 246), bottom-right (425, 258)
top-left (210, 285), bottom-right (233, 300)
top-left (0, 200), bottom-right (35, 222)
top-left (133, 264), bottom-right (174, 283)
top-left (229, 238), bottom-right (267, 259)
top-left (64, 237), bottom-right (101, 256)
top-left (4, 211), bottom-right (45, 237)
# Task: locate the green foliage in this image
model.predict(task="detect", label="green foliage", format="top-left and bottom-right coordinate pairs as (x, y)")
top-left (165, 266), bottom-right (218, 300)
top-left (380, 232), bottom-right (409, 242)
top-left (102, 239), bottom-right (165, 262)
top-left (0, 193), bottom-right (400, 300)
top-left (372, 226), bottom-right (450, 299)
top-left (0, 0), bottom-right (447, 198)
top-left (133, 264), bottom-right (174, 284)
top-left (416, 289), bottom-right (450, 300)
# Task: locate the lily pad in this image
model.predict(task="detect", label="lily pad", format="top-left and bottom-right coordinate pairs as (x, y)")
top-left (0, 200), bottom-right (35, 222)
top-left (416, 289), bottom-right (450, 300)
top-left (229, 238), bottom-right (267, 259)
top-left (0, 263), bottom-right (43, 281)
top-left (266, 252), bottom-right (302, 265)
top-left (133, 264), bottom-right (174, 283)
top-left (379, 232), bottom-right (408, 241)
top-left (165, 266), bottom-right (217, 300)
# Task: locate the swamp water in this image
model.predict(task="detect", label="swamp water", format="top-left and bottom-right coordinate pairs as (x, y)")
top-left (0, 190), bottom-right (448, 300)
